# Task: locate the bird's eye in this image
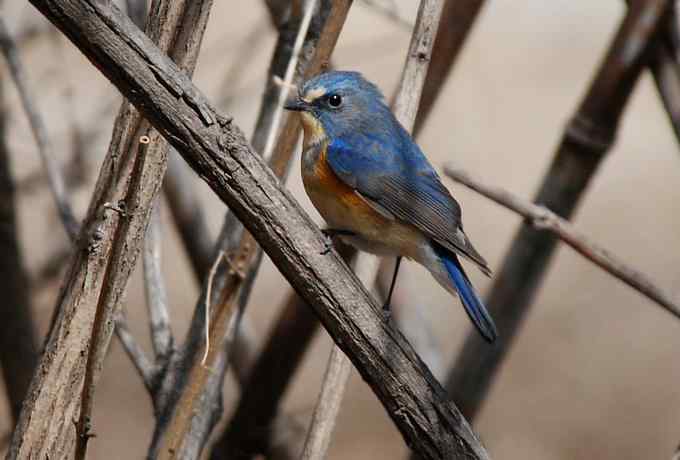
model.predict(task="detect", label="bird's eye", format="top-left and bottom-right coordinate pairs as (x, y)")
top-left (327, 94), bottom-right (342, 108)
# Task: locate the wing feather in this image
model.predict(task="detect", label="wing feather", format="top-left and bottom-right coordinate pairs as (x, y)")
top-left (326, 134), bottom-right (491, 275)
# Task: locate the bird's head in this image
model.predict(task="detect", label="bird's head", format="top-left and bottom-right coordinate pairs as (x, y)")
top-left (285, 71), bottom-right (389, 144)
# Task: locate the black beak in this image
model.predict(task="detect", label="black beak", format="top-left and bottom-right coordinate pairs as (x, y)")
top-left (284, 98), bottom-right (310, 112)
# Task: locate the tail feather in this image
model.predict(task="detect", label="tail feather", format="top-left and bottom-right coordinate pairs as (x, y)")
top-left (436, 246), bottom-right (497, 343)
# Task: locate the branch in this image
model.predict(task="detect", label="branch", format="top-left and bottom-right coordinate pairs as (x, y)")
top-left (114, 312), bottom-right (155, 391)
top-left (0, 72), bottom-right (39, 424)
top-left (444, 0), bottom-right (672, 423)
top-left (413, 0), bottom-right (486, 136)
top-left (444, 165), bottom-right (680, 319)
top-left (164, 148), bottom-right (214, 282)
top-left (299, 345), bottom-right (352, 460)
top-left (151, 2), bottom-right (345, 457)
top-left (28, 1), bottom-right (491, 458)
top-left (0, 16), bottom-right (79, 241)
top-left (143, 199), bottom-right (173, 359)
top-left (8, 1), bottom-right (213, 458)
top-left (214, 244), bottom-right (356, 460)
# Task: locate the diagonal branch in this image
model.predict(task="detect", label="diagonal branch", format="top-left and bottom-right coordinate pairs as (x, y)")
top-left (0, 72), bottom-right (39, 425)
top-left (0, 16), bottom-right (79, 241)
top-left (8, 1), bottom-right (213, 458)
top-left (27, 0), bottom-right (491, 458)
top-left (444, 0), bottom-right (672, 423)
top-left (443, 165), bottom-right (680, 319)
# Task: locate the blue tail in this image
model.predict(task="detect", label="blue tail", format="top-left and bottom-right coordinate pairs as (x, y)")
top-left (435, 246), bottom-right (498, 343)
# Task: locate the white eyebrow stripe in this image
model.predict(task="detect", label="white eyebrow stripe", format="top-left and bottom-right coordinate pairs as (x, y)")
top-left (302, 86), bottom-right (327, 103)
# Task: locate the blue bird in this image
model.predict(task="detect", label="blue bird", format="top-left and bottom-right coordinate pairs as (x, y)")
top-left (285, 71), bottom-right (497, 342)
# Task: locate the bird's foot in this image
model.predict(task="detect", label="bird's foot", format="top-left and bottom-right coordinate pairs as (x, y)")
top-left (320, 228), bottom-right (356, 255)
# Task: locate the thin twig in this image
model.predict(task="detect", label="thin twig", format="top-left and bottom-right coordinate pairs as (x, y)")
top-left (144, 199), bottom-right (173, 360)
top-left (114, 312), bottom-right (155, 391)
top-left (444, 0), bottom-right (672, 423)
top-left (0, 73), bottom-right (39, 425)
top-left (413, 0), bottom-right (486, 136)
top-left (444, 165), bottom-right (680, 319)
top-left (299, 345), bottom-right (352, 460)
top-left (0, 16), bottom-right (79, 240)
top-left (262, 0), bottom-right (317, 160)
top-left (360, 0), bottom-right (413, 29)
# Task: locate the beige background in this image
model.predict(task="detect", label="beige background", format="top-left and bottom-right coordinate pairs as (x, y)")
top-left (3, 1), bottom-right (680, 458)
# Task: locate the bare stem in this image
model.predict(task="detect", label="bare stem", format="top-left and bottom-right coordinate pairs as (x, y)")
top-left (143, 199), bottom-right (173, 360)
top-left (299, 345), bottom-right (352, 460)
top-left (444, 165), bottom-right (680, 320)
top-left (0, 16), bottom-right (79, 241)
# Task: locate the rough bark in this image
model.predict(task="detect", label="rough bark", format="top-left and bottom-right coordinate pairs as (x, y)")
top-left (8, 1), bottom-right (212, 458)
top-left (27, 1), bottom-right (490, 458)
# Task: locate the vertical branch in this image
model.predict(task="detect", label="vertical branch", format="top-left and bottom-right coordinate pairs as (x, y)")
top-left (445, 0), bottom-right (671, 422)
top-left (413, 0), bottom-right (486, 136)
top-left (298, 346), bottom-right (352, 460)
top-left (0, 71), bottom-right (39, 425)
top-left (0, 17), bottom-right (79, 241)
top-left (143, 200), bottom-right (173, 360)
top-left (8, 1), bottom-right (214, 458)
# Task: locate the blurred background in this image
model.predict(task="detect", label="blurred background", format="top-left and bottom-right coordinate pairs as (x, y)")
top-left (2, 1), bottom-right (680, 458)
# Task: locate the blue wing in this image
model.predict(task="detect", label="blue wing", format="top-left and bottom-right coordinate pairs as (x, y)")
top-left (326, 126), bottom-right (490, 274)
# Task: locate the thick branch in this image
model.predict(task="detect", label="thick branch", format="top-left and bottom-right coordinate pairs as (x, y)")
top-left (444, 0), bottom-right (671, 423)
top-left (8, 1), bottom-right (212, 458)
top-left (444, 166), bottom-right (680, 319)
top-left (28, 1), bottom-right (490, 458)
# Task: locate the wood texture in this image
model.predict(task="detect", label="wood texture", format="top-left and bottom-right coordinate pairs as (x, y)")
top-left (27, 1), bottom-right (490, 458)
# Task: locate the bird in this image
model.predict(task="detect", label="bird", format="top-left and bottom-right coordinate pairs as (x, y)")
top-left (284, 71), bottom-right (497, 343)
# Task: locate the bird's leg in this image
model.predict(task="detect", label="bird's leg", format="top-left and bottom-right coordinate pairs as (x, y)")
top-left (320, 228), bottom-right (356, 255)
top-left (382, 256), bottom-right (402, 315)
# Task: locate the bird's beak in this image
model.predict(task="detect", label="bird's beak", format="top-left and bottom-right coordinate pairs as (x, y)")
top-left (284, 98), bottom-right (310, 112)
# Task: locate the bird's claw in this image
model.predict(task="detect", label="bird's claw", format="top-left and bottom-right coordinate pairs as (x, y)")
top-left (319, 228), bottom-right (355, 255)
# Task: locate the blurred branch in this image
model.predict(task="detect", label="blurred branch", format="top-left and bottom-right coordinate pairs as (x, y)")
top-left (126, 0), bottom-right (147, 28)
top-left (375, 262), bottom-right (445, 381)
top-left (413, 0), bottom-right (486, 136)
top-left (215, 243), bottom-right (354, 460)
top-left (7, 1), bottom-right (213, 458)
top-left (0, 16), bottom-right (79, 241)
top-left (444, 165), bottom-right (680, 319)
top-left (163, 153), bottom-right (214, 281)
top-left (114, 311), bottom-right (155, 391)
top-left (143, 201), bottom-right (173, 359)
top-left (359, 0), bottom-right (412, 29)
top-left (0, 73), bottom-right (39, 425)
top-left (649, 3), bottom-right (680, 141)
top-left (29, 0), bottom-right (492, 457)
top-left (299, 345), bottom-right (352, 460)
top-left (445, 0), bottom-right (672, 423)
